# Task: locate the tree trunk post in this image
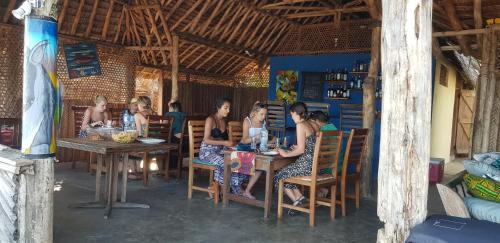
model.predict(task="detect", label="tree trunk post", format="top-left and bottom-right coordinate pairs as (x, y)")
top-left (377, 1), bottom-right (432, 242)
top-left (19, 1), bottom-right (61, 242)
top-left (362, 26), bottom-right (380, 198)
top-left (170, 35), bottom-right (179, 103)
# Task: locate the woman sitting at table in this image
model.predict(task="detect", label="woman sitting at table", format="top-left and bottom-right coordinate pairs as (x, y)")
top-left (79, 95), bottom-right (110, 138)
top-left (238, 101), bottom-right (268, 199)
top-left (164, 101), bottom-right (186, 143)
top-left (199, 98), bottom-right (247, 195)
top-left (274, 102), bottom-right (316, 214)
top-left (134, 96), bottom-right (152, 137)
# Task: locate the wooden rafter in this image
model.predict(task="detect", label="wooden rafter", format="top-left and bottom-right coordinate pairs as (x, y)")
top-left (196, 51), bottom-right (218, 70)
top-left (208, 2), bottom-right (237, 39)
top-left (85, 0), bottom-right (101, 37)
top-left (180, 46), bottom-right (202, 63)
top-left (126, 46), bottom-right (171, 51)
top-left (102, 0), bottom-right (116, 39)
top-left (71, 0), bottom-right (86, 35)
top-left (114, 7), bottom-right (126, 43)
top-left (58, 0), bottom-right (70, 30)
top-left (2, 0), bottom-right (17, 23)
top-left (206, 53), bottom-right (227, 72)
top-left (186, 49), bottom-right (211, 69)
top-left (143, 5), bottom-right (168, 64)
top-left (219, 6), bottom-right (247, 41)
top-left (442, 0), bottom-right (472, 56)
top-left (236, 13), bottom-right (260, 45)
top-left (198, 0), bottom-right (225, 35)
top-left (171, 0), bottom-right (203, 31)
top-left (234, 0), bottom-right (298, 26)
top-left (473, 0), bottom-right (482, 46)
top-left (215, 56), bottom-right (238, 73)
top-left (285, 7), bottom-right (368, 19)
top-left (174, 31), bottom-right (262, 60)
top-left (260, 0), bottom-right (318, 9)
top-left (186, 0), bottom-right (214, 33)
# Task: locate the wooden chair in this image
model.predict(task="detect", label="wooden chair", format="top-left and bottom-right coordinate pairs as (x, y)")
top-left (168, 118), bottom-right (187, 181)
top-left (187, 120), bottom-right (219, 205)
top-left (228, 121), bottom-right (243, 143)
top-left (0, 118), bottom-right (21, 149)
top-left (71, 106), bottom-right (88, 170)
top-left (265, 101), bottom-right (286, 138)
top-left (143, 115), bottom-right (174, 184)
top-left (305, 102), bottom-right (330, 115)
top-left (277, 130), bottom-right (343, 226)
top-left (339, 128), bottom-right (369, 216)
top-left (339, 104), bottom-right (363, 131)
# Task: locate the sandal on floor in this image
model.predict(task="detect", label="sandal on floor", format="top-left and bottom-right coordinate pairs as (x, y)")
top-left (288, 196), bottom-right (306, 216)
top-left (242, 192), bottom-right (256, 200)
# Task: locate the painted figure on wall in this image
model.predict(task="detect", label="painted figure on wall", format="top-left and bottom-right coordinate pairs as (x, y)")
top-left (22, 16), bottom-right (62, 157)
top-left (276, 70), bottom-right (298, 104)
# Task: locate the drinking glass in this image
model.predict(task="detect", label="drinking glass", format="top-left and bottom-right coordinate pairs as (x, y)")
top-left (251, 136), bottom-right (256, 150)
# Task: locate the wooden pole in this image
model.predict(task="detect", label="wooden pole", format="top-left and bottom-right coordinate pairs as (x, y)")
top-left (170, 35), bottom-right (179, 103)
top-left (362, 26), bottom-right (380, 198)
top-left (480, 30), bottom-right (497, 152)
top-left (472, 29), bottom-right (493, 154)
top-left (377, 0), bottom-right (432, 242)
top-left (21, 1), bottom-right (60, 242)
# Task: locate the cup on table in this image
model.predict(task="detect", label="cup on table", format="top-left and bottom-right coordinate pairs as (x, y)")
top-left (251, 136), bottom-right (257, 150)
top-left (106, 120), bottom-right (112, 128)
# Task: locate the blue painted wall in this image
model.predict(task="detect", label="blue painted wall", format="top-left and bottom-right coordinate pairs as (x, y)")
top-left (269, 53), bottom-right (382, 178)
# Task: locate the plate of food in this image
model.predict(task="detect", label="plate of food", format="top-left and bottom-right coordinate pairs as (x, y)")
top-left (261, 150), bottom-right (278, 156)
top-left (137, 138), bottom-right (166, 144)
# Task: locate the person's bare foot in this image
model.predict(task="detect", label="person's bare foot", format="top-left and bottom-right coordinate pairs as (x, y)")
top-left (242, 191), bottom-right (256, 200)
top-left (318, 188), bottom-right (329, 198)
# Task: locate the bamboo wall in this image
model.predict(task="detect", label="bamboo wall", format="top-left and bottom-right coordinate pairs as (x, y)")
top-left (163, 81), bottom-right (268, 122)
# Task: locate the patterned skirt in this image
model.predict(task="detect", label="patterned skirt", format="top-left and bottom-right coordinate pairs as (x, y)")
top-left (199, 142), bottom-right (248, 193)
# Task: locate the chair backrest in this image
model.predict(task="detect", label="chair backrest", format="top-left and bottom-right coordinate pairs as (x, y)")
top-left (305, 102), bottom-right (330, 116)
top-left (228, 121), bottom-right (243, 143)
top-left (72, 106), bottom-right (88, 137)
top-left (188, 120), bottom-right (206, 159)
top-left (340, 128), bottom-right (369, 179)
top-left (311, 130), bottom-right (343, 181)
top-left (340, 104), bottom-right (363, 131)
top-left (109, 108), bottom-right (123, 126)
top-left (265, 100), bottom-right (286, 138)
top-left (146, 115), bottom-right (174, 142)
top-left (0, 118), bottom-right (22, 148)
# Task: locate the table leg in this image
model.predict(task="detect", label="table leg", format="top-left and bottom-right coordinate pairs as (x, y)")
top-left (95, 154), bottom-right (103, 201)
top-left (264, 165), bottom-right (274, 218)
top-left (142, 153), bottom-right (149, 186)
top-left (112, 154), bottom-right (119, 203)
top-left (222, 156), bottom-right (230, 207)
top-left (104, 154), bottom-right (111, 201)
top-left (104, 155), bottom-right (114, 219)
top-left (121, 153), bottom-right (129, 203)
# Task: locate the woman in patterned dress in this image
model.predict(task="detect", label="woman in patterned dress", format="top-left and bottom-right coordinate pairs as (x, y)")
top-left (274, 102), bottom-right (316, 210)
top-left (199, 98), bottom-right (248, 194)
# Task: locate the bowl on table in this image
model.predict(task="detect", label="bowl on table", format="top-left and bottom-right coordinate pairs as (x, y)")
top-left (111, 130), bottom-right (138, 143)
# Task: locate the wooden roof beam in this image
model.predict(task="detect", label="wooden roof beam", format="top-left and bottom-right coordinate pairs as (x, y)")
top-left (364, 0), bottom-right (381, 21)
top-left (260, 0), bottom-right (318, 9)
top-left (137, 64), bottom-right (234, 80)
top-left (174, 31), bottom-right (264, 60)
top-left (285, 7), bottom-right (369, 18)
top-left (234, 0), bottom-right (298, 26)
top-left (102, 0), bottom-right (116, 39)
top-left (85, 0), bottom-right (100, 37)
top-left (442, 0), bottom-right (472, 56)
top-left (126, 46), bottom-right (171, 51)
top-left (3, 0), bottom-right (17, 23)
top-left (474, 0), bottom-right (483, 46)
top-left (71, 0), bottom-right (86, 35)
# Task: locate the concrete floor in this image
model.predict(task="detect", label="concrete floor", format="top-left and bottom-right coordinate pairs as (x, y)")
top-left (54, 159), bottom-right (463, 243)
top-left (54, 162), bottom-right (383, 243)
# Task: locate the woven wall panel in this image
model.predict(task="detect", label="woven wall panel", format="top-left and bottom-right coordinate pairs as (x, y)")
top-left (58, 39), bottom-right (136, 104)
top-left (0, 25), bottom-right (136, 119)
top-left (0, 26), bottom-right (23, 118)
top-left (234, 62), bottom-right (270, 88)
top-left (273, 21), bottom-right (372, 56)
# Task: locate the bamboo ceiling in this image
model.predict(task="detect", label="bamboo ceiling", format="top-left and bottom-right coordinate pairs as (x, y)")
top-left (0, 0), bottom-right (498, 78)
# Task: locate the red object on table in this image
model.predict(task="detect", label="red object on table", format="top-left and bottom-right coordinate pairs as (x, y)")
top-left (0, 129), bottom-right (14, 146)
top-left (429, 158), bottom-right (444, 184)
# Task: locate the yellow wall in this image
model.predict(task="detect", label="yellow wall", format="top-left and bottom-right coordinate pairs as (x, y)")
top-left (430, 60), bottom-right (457, 163)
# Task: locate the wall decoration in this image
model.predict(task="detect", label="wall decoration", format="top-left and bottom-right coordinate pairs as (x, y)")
top-left (63, 42), bottom-right (102, 79)
top-left (22, 16), bottom-right (62, 158)
top-left (275, 70), bottom-right (298, 104)
top-left (439, 64), bottom-right (448, 87)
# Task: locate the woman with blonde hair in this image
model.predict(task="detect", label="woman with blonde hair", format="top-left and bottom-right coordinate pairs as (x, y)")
top-left (134, 96), bottom-right (152, 136)
top-left (79, 95), bottom-right (110, 137)
top-left (238, 101), bottom-right (268, 199)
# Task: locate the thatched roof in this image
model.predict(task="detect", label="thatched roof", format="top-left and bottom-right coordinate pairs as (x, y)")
top-left (0, 0), bottom-right (498, 79)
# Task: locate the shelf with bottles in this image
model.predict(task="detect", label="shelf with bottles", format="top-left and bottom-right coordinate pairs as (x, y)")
top-left (325, 97), bottom-right (349, 100)
top-left (324, 68), bottom-right (349, 83)
top-left (351, 60), bottom-right (370, 73)
top-left (326, 83), bottom-right (351, 99)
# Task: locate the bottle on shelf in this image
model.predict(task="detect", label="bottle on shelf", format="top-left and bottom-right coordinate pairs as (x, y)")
top-left (352, 61), bottom-right (358, 72)
top-left (343, 68), bottom-right (348, 81)
top-left (350, 76), bottom-right (355, 89)
top-left (356, 76), bottom-right (362, 89)
top-left (325, 68), bottom-right (329, 81)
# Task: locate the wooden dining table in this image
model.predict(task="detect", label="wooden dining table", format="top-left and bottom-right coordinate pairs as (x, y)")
top-left (222, 150), bottom-right (296, 218)
top-left (57, 138), bottom-right (177, 219)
